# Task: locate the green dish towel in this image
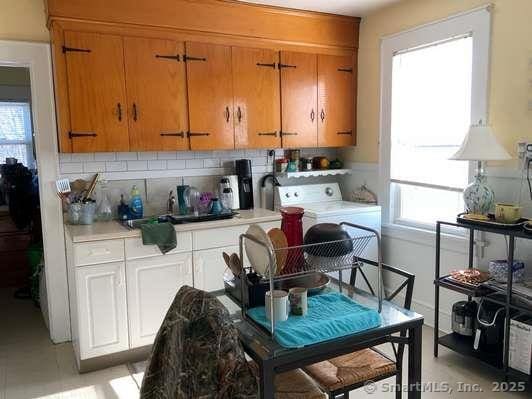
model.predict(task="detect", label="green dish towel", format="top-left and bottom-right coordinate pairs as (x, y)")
top-left (141, 222), bottom-right (177, 254)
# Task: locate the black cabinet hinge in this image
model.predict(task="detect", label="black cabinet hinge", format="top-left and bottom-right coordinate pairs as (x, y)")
top-left (278, 63), bottom-right (297, 69)
top-left (155, 54), bottom-right (181, 61)
top-left (183, 55), bottom-right (207, 62)
top-left (69, 131), bottom-right (97, 138)
top-left (160, 132), bottom-right (185, 138)
top-left (62, 46), bottom-right (91, 54)
top-left (256, 62), bottom-right (276, 69)
top-left (187, 132), bottom-right (210, 137)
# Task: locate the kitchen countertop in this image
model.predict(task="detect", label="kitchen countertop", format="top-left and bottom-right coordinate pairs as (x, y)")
top-left (65, 208), bottom-right (281, 243)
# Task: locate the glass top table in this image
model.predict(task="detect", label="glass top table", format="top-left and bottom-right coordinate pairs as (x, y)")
top-left (213, 280), bottom-right (424, 399)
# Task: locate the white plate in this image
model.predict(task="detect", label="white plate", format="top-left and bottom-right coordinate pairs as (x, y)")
top-left (245, 224), bottom-right (274, 277)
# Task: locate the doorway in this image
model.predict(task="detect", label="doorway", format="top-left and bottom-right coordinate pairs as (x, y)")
top-left (0, 65), bottom-right (48, 333)
top-left (0, 40), bottom-right (70, 344)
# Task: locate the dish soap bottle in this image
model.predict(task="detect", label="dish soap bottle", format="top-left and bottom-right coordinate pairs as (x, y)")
top-left (129, 185), bottom-right (143, 219)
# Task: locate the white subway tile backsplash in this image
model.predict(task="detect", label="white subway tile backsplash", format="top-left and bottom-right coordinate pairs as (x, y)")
top-left (57, 148), bottom-right (337, 180)
top-left (116, 152), bottom-right (138, 161)
top-left (94, 152), bottom-right (116, 161)
top-left (59, 153), bottom-right (72, 163)
top-left (203, 158), bottom-right (221, 168)
top-left (83, 161), bottom-right (106, 172)
top-left (251, 157), bottom-right (267, 166)
top-left (127, 160), bottom-right (148, 170)
top-left (106, 161), bottom-right (128, 172)
top-left (148, 160), bottom-right (167, 170)
top-left (137, 151), bottom-right (158, 160)
top-left (157, 151), bottom-right (177, 160)
top-left (60, 163), bottom-right (83, 174)
top-left (194, 151), bottom-right (213, 159)
top-left (71, 153), bottom-right (94, 162)
top-left (185, 159), bottom-right (203, 169)
top-left (167, 159), bottom-right (186, 169)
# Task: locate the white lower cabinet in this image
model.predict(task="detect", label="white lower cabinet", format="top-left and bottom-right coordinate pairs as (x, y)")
top-left (126, 252), bottom-right (193, 348)
top-left (75, 262), bottom-right (129, 359)
top-left (193, 245), bottom-right (238, 292)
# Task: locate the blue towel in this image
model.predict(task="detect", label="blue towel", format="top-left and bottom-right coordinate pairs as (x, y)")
top-left (247, 292), bottom-right (381, 348)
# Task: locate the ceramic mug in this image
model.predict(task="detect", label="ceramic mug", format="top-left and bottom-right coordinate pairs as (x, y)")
top-left (289, 287), bottom-right (308, 316)
top-left (265, 290), bottom-right (289, 322)
top-left (495, 203), bottom-right (522, 224)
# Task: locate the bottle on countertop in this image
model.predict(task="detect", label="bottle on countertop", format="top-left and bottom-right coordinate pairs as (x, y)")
top-left (117, 194), bottom-right (130, 220)
top-left (129, 185), bottom-right (143, 219)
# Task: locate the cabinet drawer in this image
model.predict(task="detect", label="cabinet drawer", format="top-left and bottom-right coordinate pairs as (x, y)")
top-left (125, 232), bottom-right (192, 259)
top-left (74, 240), bottom-right (124, 266)
top-left (193, 221), bottom-right (279, 250)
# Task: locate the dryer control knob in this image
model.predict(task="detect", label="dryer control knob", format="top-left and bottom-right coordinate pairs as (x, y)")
top-left (285, 193), bottom-right (290, 198)
top-left (294, 192), bottom-right (299, 197)
top-left (325, 187), bottom-right (334, 196)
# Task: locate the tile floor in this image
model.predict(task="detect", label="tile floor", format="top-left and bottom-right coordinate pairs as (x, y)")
top-left (0, 287), bottom-right (529, 398)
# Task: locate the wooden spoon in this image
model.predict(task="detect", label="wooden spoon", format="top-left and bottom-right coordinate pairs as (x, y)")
top-left (223, 252), bottom-right (241, 277)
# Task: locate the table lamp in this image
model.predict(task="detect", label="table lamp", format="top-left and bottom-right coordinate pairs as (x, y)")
top-left (450, 122), bottom-right (511, 214)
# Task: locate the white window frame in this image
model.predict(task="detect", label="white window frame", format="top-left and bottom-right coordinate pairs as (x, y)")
top-left (379, 5), bottom-right (492, 232)
top-left (0, 101), bottom-right (35, 167)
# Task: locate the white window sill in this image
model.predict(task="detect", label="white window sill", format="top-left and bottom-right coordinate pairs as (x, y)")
top-left (382, 223), bottom-right (469, 255)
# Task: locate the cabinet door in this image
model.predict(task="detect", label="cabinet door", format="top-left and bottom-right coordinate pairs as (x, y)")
top-left (64, 31), bottom-right (129, 152)
top-left (279, 51), bottom-right (318, 148)
top-left (318, 54), bottom-right (355, 147)
top-left (193, 246), bottom-right (237, 292)
top-left (124, 37), bottom-right (189, 151)
top-left (127, 253), bottom-right (193, 348)
top-left (76, 262), bottom-right (129, 359)
top-left (186, 42), bottom-right (234, 150)
top-left (232, 47), bottom-right (281, 149)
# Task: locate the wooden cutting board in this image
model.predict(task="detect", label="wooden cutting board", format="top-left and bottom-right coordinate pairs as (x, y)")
top-left (268, 228), bottom-right (288, 275)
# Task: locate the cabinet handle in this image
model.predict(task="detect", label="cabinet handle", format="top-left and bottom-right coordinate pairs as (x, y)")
top-left (280, 131), bottom-right (298, 136)
top-left (117, 103), bottom-right (122, 121)
top-left (62, 46), bottom-right (91, 54)
top-left (237, 107), bottom-right (242, 123)
top-left (310, 109), bottom-right (315, 122)
top-left (320, 109), bottom-right (325, 122)
top-left (69, 131), bottom-right (97, 138)
top-left (258, 131), bottom-right (277, 137)
top-left (337, 67), bottom-right (353, 73)
top-left (225, 106), bottom-right (230, 123)
top-left (337, 130), bottom-right (353, 135)
top-left (188, 132), bottom-right (210, 137)
top-left (132, 103), bottom-right (138, 121)
top-left (160, 132), bottom-right (185, 138)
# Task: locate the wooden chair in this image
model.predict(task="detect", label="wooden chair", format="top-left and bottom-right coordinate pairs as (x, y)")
top-left (249, 361), bottom-right (327, 399)
top-left (303, 259), bottom-right (415, 399)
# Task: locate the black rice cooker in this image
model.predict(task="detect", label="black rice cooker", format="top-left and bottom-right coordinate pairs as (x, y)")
top-left (452, 301), bottom-right (477, 336)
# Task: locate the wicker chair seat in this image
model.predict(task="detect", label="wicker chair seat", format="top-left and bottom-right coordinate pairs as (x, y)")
top-left (304, 348), bottom-right (397, 392)
top-left (249, 362), bottom-right (327, 399)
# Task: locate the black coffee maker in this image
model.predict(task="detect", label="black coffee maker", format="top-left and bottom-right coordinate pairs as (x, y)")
top-left (235, 159), bottom-right (254, 210)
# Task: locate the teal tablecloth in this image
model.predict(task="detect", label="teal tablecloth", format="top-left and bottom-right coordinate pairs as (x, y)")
top-left (246, 291), bottom-right (382, 348)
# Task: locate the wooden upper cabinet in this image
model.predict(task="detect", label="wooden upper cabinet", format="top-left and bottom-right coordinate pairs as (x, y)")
top-left (185, 42), bottom-right (234, 150)
top-left (232, 47), bottom-right (280, 149)
top-left (124, 37), bottom-right (188, 151)
top-left (63, 31), bottom-right (129, 152)
top-left (318, 54), bottom-right (355, 147)
top-left (279, 51), bottom-right (318, 148)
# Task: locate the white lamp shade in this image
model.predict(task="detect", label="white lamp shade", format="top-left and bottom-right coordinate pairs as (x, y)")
top-left (450, 124), bottom-right (511, 161)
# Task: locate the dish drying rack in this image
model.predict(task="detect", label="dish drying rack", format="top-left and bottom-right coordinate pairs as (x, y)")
top-left (238, 222), bottom-right (383, 335)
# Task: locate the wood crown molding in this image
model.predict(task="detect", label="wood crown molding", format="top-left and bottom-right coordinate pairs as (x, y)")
top-left (45, 0), bottom-right (360, 49)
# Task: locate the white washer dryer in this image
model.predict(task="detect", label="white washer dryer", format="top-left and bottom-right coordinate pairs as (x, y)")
top-left (275, 183), bottom-right (381, 285)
